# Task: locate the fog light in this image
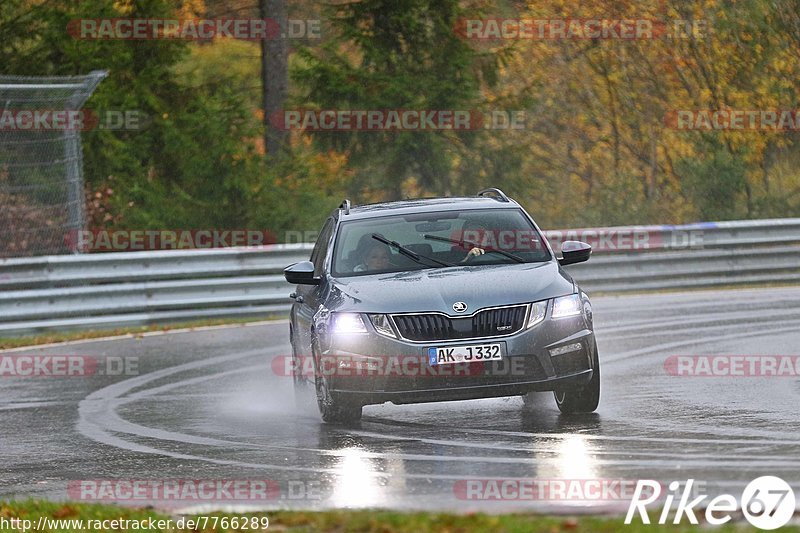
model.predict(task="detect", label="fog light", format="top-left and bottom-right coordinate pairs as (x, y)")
top-left (550, 342), bottom-right (582, 357)
top-left (337, 358), bottom-right (379, 371)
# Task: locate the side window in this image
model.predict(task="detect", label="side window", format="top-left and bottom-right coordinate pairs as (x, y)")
top-left (311, 219), bottom-right (334, 276)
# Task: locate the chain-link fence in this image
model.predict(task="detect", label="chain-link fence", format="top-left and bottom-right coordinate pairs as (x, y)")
top-left (0, 71), bottom-right (106, 258)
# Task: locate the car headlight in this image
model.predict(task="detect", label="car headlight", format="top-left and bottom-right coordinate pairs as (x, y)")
top-left (526, 301), bottom-right (547, 328)
top-left (552, 294), bottom-right (582, 318)
top-left (369, 314), bottom-right (397, 338)
top-left (331, 313), bottom-right (368, 334)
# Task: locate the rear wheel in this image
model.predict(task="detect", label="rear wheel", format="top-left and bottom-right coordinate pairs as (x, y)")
top-left (553, 340), bottom-right (600, 414)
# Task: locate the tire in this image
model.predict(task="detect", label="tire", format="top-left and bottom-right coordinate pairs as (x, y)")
top-left (553, 340), bottom-right (600, 414)
top-left (315, 373), bottom-right (362, 423)
top-left (312, 345), bottom-right (362, 424)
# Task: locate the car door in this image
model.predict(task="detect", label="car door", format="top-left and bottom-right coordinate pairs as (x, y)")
top-left (293, 218), bottom-right (334, 357)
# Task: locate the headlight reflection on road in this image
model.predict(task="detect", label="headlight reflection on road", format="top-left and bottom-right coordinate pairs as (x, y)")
top-left (555, 435), bottom-right (598, 480)
top-left (329, 447), bottom-right (387, 507)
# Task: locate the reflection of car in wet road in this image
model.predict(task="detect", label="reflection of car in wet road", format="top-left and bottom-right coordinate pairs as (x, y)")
top-left (285, 188), bottom-right (599, 423)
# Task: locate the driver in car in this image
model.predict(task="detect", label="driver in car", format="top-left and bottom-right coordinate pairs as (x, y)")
top-left (455, 221), bottom-right (487, 262)
top-left (353, 241), bottom-right (392, 272)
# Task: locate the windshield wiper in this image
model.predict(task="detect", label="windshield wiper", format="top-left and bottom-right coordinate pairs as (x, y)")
top-left (371, 234), bottom-right (454, 268)
top-left (423, 234), bottom-right (527, 263)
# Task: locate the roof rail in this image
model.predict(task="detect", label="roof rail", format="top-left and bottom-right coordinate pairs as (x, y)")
top-left (477, 188), bottom-right (510, 202)
top-left (339, 199), bottom-right (351, 215)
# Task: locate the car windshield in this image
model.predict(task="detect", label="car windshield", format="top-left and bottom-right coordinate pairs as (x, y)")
top-left (332, 208), bottom-right (551, 277)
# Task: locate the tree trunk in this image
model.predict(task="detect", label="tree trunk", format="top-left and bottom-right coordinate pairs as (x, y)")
top-left (260, 0), bottom-right (288, 157)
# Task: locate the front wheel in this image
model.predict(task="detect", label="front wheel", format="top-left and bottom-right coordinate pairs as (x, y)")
top-left (554, 340), bottom-right (600, 414)
top-left (313, 348), bottom-right (362, 423)
top-left (315, 373), bottom-right (362, 423)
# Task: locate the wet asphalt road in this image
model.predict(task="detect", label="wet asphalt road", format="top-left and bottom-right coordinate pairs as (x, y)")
top-left (1, 286), bottom-right (799, 514)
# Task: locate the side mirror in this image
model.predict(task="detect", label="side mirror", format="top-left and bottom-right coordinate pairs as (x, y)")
top-left (284, 261), bottom-right (320, 285)
top-left (559, 241), bottom-right (592, 266)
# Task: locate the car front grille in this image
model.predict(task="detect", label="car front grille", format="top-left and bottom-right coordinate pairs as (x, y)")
top-left (391, 304), bottom-right (528, 342)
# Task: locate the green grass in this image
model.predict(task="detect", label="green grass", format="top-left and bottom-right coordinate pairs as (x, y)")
top-left (1, 501), bottom-right (796, 532)
top-left (0, 316), bottom-right (287, 350)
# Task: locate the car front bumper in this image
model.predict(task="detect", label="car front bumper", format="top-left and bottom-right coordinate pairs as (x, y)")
top-left (321, 314), bottom-right (596, 406)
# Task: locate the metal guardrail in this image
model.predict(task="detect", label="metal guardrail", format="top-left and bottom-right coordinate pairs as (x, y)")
top-left (0, 220), bottom-right (798, 336)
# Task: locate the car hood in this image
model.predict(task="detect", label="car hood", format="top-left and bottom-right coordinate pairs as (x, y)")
top-left (329, 261), bottom-right (574, 315)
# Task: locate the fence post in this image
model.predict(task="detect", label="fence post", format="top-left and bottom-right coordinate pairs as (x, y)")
top-left (64, 71), bottom-right (107, 254)
top-left (0, 70), bottom-right (107, 258)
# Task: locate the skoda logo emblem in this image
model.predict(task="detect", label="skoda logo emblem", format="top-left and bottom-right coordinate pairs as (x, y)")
top-left (453, 301), bottom-right (468, 313)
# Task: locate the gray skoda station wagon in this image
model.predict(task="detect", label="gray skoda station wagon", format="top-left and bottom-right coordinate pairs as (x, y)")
top-left (285, 188), bottom-right (599, 423)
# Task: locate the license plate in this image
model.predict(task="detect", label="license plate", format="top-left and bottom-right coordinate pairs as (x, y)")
top-left (427, 344), bottom-right (502, 366)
